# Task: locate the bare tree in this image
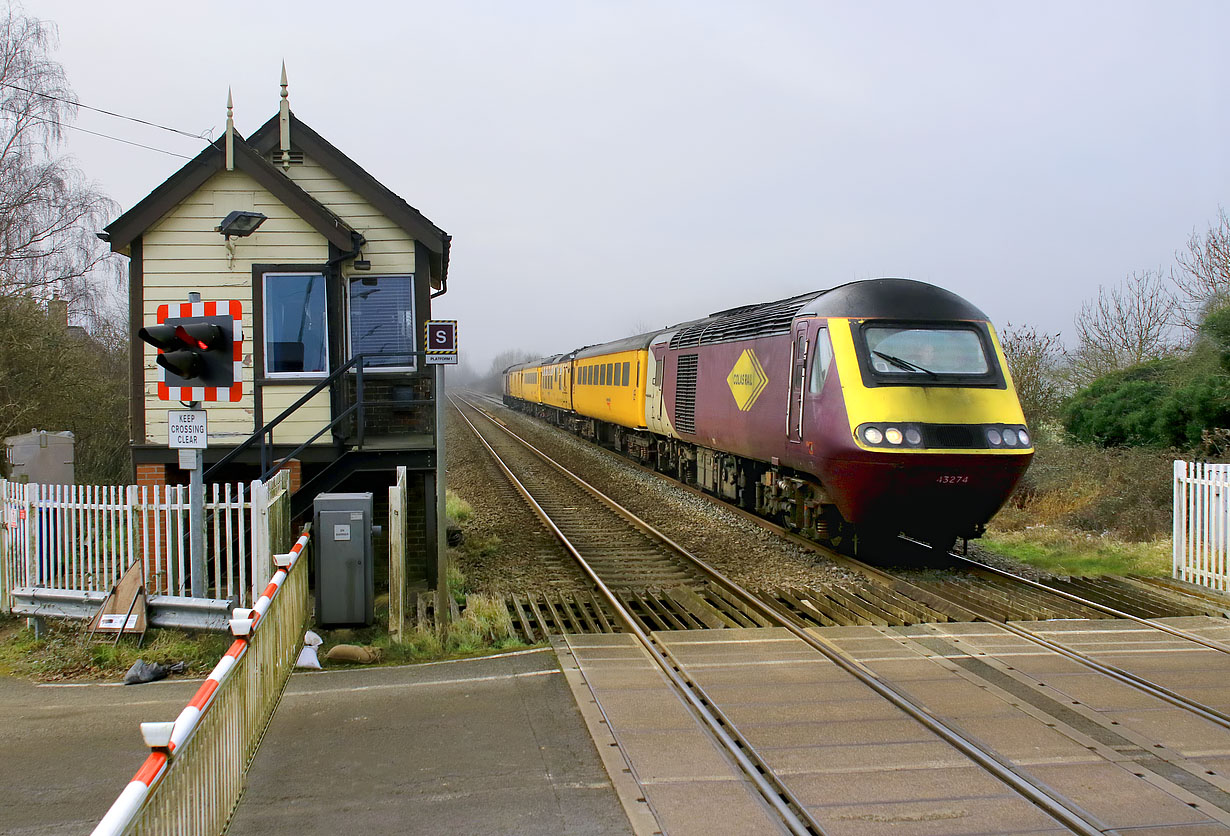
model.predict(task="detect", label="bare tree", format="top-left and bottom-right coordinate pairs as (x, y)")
top-left (1069, 269), bottom-right (1177, 384)
top-left (1172, 208), bottom-right (1230, 334)
top-left (0, 6), bottom-right (117, 310)
top-left (998, 322), bottom-right (1065, 427)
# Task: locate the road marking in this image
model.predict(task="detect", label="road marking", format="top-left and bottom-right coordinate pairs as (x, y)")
top-left (285, 668), bottom-right (560, 697)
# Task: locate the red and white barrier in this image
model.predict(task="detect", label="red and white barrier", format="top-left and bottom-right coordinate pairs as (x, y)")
top-left (91, 528), bottom-right (311, 836)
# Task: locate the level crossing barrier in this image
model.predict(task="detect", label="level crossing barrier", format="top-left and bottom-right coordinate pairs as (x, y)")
top-left (1173, 460), bottom-right (1230, 592)
top-left (92, 524), bottom-right (311, 836)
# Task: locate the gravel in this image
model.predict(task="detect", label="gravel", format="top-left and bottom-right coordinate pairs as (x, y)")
top-left (446, 396), bottom-right (867, 594)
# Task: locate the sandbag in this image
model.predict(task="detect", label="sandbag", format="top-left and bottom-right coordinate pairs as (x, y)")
top-left (324, 644), bottom-right (381, 664)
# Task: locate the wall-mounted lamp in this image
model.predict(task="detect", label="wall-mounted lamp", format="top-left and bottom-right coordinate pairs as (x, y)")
top-left (215, 211), bottom-right (267, 238)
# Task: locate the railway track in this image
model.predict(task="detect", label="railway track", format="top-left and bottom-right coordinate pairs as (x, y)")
top-left (451, 392), bottom-right (1230, 833)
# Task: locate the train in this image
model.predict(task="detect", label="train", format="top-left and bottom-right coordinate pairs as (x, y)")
top-left (501, 278), bottom-right (1032, 555)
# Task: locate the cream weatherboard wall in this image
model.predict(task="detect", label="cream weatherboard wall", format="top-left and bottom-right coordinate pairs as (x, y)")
top-left (276, 153), bottom-right (418, 275)
top-left (140, 167), bottom-right (331, 447)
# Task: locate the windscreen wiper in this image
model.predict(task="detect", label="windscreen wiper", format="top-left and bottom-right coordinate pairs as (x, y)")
top-left (873, 350), bottom-right (938, 378)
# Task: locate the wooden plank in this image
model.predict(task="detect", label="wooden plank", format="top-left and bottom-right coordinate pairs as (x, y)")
top-left (510, 594), bottom-right (536, 644)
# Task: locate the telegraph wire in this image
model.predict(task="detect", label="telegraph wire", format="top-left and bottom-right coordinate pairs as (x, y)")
top-left (22, 113), bottom-right (194, 159)
top-left (0, 80), bottom-right (212, 141)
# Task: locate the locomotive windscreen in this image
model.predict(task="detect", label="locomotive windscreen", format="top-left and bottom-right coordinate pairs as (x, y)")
top-left (863, 326), bottom-right (989, 377)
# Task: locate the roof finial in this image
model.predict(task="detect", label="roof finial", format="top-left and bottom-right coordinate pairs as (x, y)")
top-left (279, 61), bottom-right (291, 172)
top-left (225, 87), bottom-right (234, 171)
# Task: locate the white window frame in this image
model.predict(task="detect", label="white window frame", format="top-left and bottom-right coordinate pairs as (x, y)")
top-left (262, 271), bottom-right (330, 380)
top-left (347, 272), bottom-right (417, 373)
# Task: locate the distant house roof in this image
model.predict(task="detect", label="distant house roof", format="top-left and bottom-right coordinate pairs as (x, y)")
top-left (103, 133), bottom-right (362, 255)
top-left (247, 111), bottom-right (451, 288)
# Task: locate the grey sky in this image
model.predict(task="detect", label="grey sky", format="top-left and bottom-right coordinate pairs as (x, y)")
top-left (31, 0), bottom-right (1230, 374)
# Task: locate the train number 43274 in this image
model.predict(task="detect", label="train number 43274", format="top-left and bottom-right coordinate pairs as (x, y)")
top-left (936, 474), bottom-right (970, 484)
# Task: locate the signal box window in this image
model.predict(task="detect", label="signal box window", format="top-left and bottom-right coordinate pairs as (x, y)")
top-left (349, 274), bottom-right (416, 369)
top-left (264, 273), bottom-right (328, 376)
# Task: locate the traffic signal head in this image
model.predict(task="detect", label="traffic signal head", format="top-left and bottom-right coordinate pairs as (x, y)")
top-left (139, 315), bottom-right (235, 390)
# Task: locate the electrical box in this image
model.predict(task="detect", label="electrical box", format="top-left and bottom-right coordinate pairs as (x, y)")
top-left (313, 492), bottom-right (374, 626)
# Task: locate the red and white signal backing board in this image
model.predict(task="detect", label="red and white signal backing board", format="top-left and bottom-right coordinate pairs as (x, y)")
top-left (153, 300), bottom-right (244, 402)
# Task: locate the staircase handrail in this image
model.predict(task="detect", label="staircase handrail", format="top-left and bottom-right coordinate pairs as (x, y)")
top-left (204, 355), bottom-right (366, 482)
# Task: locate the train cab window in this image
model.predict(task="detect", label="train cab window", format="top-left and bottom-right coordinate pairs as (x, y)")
top-left (622, 362), bottom-right (630, 386)
top-left (809, 329), bottom-right (833, 394)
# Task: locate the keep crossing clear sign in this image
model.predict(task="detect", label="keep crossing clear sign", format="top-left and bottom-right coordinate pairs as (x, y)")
top-left (168, 410), bottom-right (208, 449)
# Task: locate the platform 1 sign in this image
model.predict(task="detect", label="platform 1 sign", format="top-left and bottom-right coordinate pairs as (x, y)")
top-left (425, 320), bottom-right (458, 365)
top-left (168, 410), bottom-right (208, 449)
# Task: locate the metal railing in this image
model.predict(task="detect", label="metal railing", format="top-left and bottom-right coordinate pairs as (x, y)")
top-left (1174, 460), bottom-right (1230, 592)
top-left (204, 352), bottom-right (437, 485)
top-left (92, 519), bottom-right (309, 836)
top-left (1, 479), bottom-right (251, 608)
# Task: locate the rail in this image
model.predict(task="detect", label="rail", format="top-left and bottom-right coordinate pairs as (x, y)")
top-left (92, 525), bottom-right (312, 836)
top-left (454, 393), bottom-right (1108, 835)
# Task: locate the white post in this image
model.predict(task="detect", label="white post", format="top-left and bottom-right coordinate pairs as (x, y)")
top-left (250, 478), bottom-right (268, 606)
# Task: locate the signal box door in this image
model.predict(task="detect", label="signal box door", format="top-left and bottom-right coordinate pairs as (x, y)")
top-left (787, 320), bottom-right (809, 443)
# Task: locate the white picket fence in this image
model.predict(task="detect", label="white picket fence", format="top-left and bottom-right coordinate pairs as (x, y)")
top-left (1173, 460), bottom-right (1230, 593)
top-left (1, 478), bottom-right (254, 608)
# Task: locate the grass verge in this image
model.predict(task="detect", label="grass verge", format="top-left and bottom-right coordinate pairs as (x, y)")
top-left (0, 615), bottom-right (230, 682)
top-left (981, 525), bottom-right (1171, 577)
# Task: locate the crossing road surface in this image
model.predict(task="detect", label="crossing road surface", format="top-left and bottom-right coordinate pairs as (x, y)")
top-left (1, 648), bottom-right (631, 835)
top-left (227, 648), bottom-right (630, 835)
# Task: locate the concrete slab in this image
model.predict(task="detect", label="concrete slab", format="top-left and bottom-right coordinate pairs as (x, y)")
top-left (640, 780), bottom-right (789, 836)
top-left (807, 797), bottom-right (1068, 836)
top-left (696, 680), bottom-right (875, 706)
top-left (672, 661), bottom-right (849, 686)
top-left (562, 633), bottom-right (788, 835)
top-left (879, 678), bottom-right (1021, 718)
top-left (1024, 761), bottom-right (1219, 829)
top-left (227, 648), bottom-right (632, 836)
top-left (719, 697), bottom-right (901, 726)
top-left (729, 719), bottom-right (936, 749)
top-left (758, 741), bottom-right (974, 775)
top-left (1103, 709), bottom-right (1230, 757)
top-left (1106, 826), bottom-right (1230, 835)
top-left (612, 729), bottom-right (745, 782)
top-left (1039, 672), bottom-right (1199, 711)
top-left (940, 714), bottom-right (1105, 764)
top-left (786, 763), bottom-right (1020, 807)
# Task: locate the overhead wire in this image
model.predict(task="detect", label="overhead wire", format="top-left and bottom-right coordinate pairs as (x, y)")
top-left (19, 113), bottom-right (194, 159)
top-left (0, 80), bottom-right (212, 141)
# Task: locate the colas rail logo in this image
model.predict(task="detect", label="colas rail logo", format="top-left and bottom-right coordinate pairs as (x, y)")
top-left (726, 349), bottom-right (769, 411)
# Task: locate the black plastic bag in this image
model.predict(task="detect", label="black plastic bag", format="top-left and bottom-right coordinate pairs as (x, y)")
top-left (123, 659), bottom-right (185, 685)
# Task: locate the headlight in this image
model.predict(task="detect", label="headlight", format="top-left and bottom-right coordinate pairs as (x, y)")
top-left (885, 427), bottom-right (903, 445)
top-left (863, 427), bottom-right (884, 444)
top-left (905, 427), bottom-right (922, 445)
top-left (986, 428), bottom-right (1002, 446)
top-left (1018, 429), bottom-right (1031, 447)
top-left (1003, 428), bottom-right (1018, 446)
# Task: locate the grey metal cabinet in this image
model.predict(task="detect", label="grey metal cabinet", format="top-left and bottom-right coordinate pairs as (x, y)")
top-left (313, 492), bottom-right (374, 626)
